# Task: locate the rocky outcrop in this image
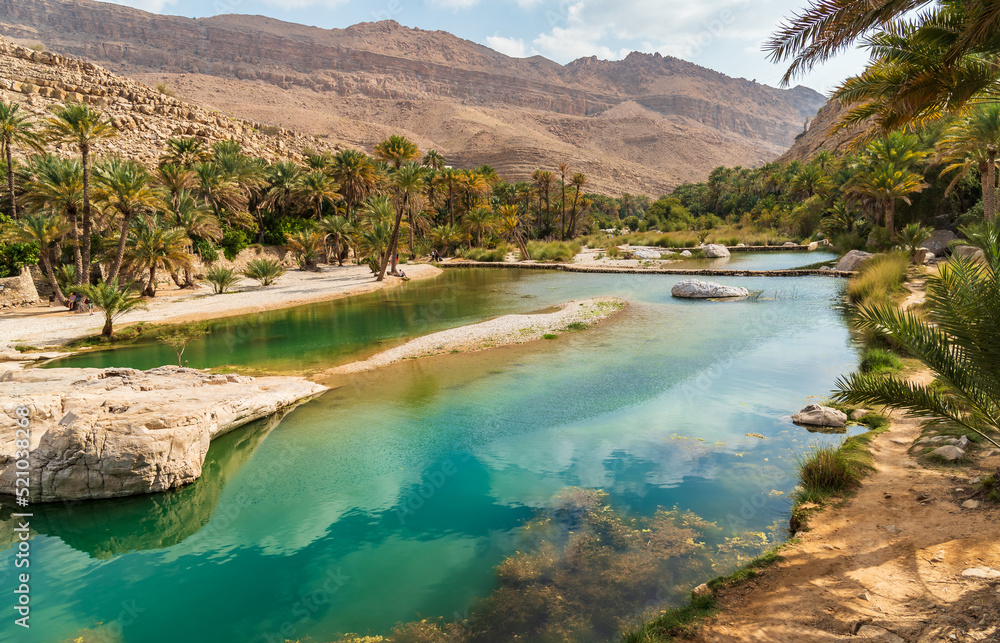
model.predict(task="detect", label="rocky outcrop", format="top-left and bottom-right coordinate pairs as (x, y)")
top-left (952, 245), bottom-right (985, 262)
top-left (0, 366), bottom-right (326, 502)
top-left (792, 404), bottom-right (847, 428)
top-left (0, 267), bottom-right (39, 308)
top-left (834, 250), bottom-right (872, 272)
top-left (671, 279), bottom-right (749, 298)
top-left (920, 230), bottom-right (958, 256)
top-left (703, 244), bottom-right (731, 258)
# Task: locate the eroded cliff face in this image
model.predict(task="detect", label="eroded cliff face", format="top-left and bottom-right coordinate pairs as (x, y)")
top-left (0, 0), bottom-right (827, 193)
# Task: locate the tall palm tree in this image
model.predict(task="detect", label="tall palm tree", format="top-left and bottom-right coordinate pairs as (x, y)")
top-left (45, 103), bottom-right (116, 281)
top-left (439, 168), bottom-right (462, 227)
top-left (21, 155), bottom-right (84, 282)
top-left (5, 212), bottom-right (70, 304)
top-left (156, 163), bottom-right (197, 212)
top-left (464, 207), bottom-right (495, 248)
top-left (80, 278), bottom-right (147, 338)
top-left (421, 149), bottom-right (446, 170)
top-left (0, 101), bottom-right (40, 219)
top-left (374, 135), bottom-right (419, 170)
top-left (94, 158), bottom-right (161, 282)
top-left (331, 149), bottom-right (377, 220)
top-left (533, 170), bottom-right (554, 231)
top-left (569, 172), bottom-right (588, 239)
top-left (264, 160), bottom-right (303, 216)
top-left (558, 163), bottom-right (569, 239)
top-left (318, 215), bottom-right (353, 265)
top-left (167, 191), bottom-right (221, 287)
top-left (294, 170), bottom-right (340, 220)
top-left (937, 103), bottom-right (1000, 220)
top-left (790, 164), bottom-right (834, 199)
top-left (126, 215), bottom-right (193, 296)
top-left (846, 160), bottom-right (927, 239)
top-left (193, 161), bottom-right (248, 219)
top-left (835, 218), bottom-right (1000, 450)
top-left (497, 204), bottom-right (530, 259)
top-left (379, 162), bottom-right (423, 279)
top-left (303, 150), bottom-right (334, 171)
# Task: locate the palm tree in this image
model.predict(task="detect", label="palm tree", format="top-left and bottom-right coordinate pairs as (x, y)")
top-left (302, 150), bottom-right (334, 172)
top-left (94, 158), bottom-right (161, 282)
top-left (558, 163), bottom-right (569, 239)
top-left (168, 191), bottom-right (221, 287)
top-left (160, 137), bottom-right (211, 169)
top-left (937, 103), bottom-right (1000, 220)
top-left (45, 103), bottom-right (117, 282)
top-left (331, 149), bottom-right (377, 219)
top-left (157, 164), bottom-right (197, 212)
top-left (422, 149), bottom-right (446, 170)
top-left (263, 160), bottom-right (303, 216)
top-left (22, 155), bottom-right (84, 282)
top-left (429, 224), bottom-right (467, 256)
top-left (569, 172), bottom-right (588, 239)
top-left (193, 161), bottom-right (248, 219)
top-left (0, 101), bottom-right (40, 219)
top-left (497, 203), bottom-right (530, 259)
top-left (464, 207), bottom-right (495, 248)
top-left (439, 168), bottom-right (462, 227)
top-left (285, 230), bottom-right (325, 270)
top-left (834, 219), bottom-right (1000, 450)
top-left (294, 170), bottom-right (340, 220)
top-left (847, 161), bottom-right (927, 239)
top-left (80, 278), bottom-right (147, 338)
top-left (318, 215), bottom-right (353, 265)
top-left (898, 222), bottom-right (934, 259)
top-left (790, 164), bottom-right (834, 199)
top-left (379, 163), bottom-right (423, 279)
top-left (4, 212), bottom-right (70, 305)
top-left (127, 215), bottom-right (193, 296)
top-left (533, 170), bottom-right (553, 231)
top-left (374, 135), bottom-right (419, 170)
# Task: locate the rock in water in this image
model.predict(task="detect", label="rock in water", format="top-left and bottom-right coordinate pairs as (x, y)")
top-left (671, 279), bottom-right (749, 299)
top-left (0, 366), bottom-right (327, 502)
top-left (703, 244), bottom-right (731, 258)
top-left (792, 404), bottom-right (847, 428)
top-left (834, 249), bottom-right (872, 271)
top-left (920, 230), bottom-right (958, 255)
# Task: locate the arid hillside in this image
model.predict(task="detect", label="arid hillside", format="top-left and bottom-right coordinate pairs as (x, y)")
top-left (0, 0), bottom-right (828, 195)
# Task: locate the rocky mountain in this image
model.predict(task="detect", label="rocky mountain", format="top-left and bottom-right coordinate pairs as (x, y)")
top-left (779, 98), bottom-right (862, 162)
top-left (0, 0), bottom-right (827, 195)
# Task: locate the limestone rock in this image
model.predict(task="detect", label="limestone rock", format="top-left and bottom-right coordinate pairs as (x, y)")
top-left (850, 409), bottom-right (870, 421)
top-left (952, 245), bottom-right (985, 262)
top-left (783, 241), bottom-right (798, 246)
top-left (913, 248), bottom-right (935, 264)
top-left (671, 279), bottom-right (749, 299)
top-left (834, 249), bottom-right (872, 272)
top-left (632, 249), bottom-right (661, 260)
top-left (961, 567), bottom-right (1000, 580)
top-left (0, 366), bottom-right (327, 502)
top-left (929, 445), bottom-right (965, 461)
top-left (703, 243), bottom-right (731, 258)
top-left (920, 230), bottom-right (958, 255)
top-left (680, 250), bottom-right (692, 257)
top-left (961, 499), bottom-right (981, 510)
top-left (792, 404), bottom-right (847, 428)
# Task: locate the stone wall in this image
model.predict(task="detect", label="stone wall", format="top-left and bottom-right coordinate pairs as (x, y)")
top-left (0, 267), bottom-right (39, 308)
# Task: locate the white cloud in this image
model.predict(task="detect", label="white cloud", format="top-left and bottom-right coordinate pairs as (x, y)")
top-left (426, 0), bottom-right (482, 8)
top-left (255, 0), bottom-right (352, 7)
top-left (485, 34), bottom-right (530, 58)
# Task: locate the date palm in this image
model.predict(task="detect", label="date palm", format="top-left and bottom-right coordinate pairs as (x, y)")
top-left (568, 172), bottom-right (588, 239)
top-left (379, 163), bottom-right (424, 279)
top-left (127, 215), bottom-right (193, 296)
top-left (94, 158), bottom-right (161, 282)
top-left (167, 191), bottom-right (221, 287)
top-left (421, 149), bottom-right (446, 170)
top-left (22, 155), bottom-right (84, 283)
top-left (834, 218), bottom-right (1000, 450)
top-left (464, 206), bottom-right (496, 248)
top-left (374, 135), bottom-right (419, 170)
top-left (4, 212), bottom-right (70, 305)
top-left (285, 229), bottom-right (325, 270)
top-left (533, 169), bottom-right (554, 231)
top-left (937, 103), bottom-right (1000, 220)
top-left (318, 214), bottom-right (353, 265)
top-left (438, 168), bottom-right (462, 227)
top-left (497, 204), bottom-right (530, 259)
top-left (303, 150), bottom-right (334, 172)
top-left (429, 223), bottom-right (467, 257)
top-left (263, 160), bottom-right (303, 215)
top-left (0, 100), bottom-right (41, 219)
top-left (80, 278), bottom-right (147, 338)
top-left (45, 103), bottom-right (116, 283)
top-left (156, 163), bottom-right (197, 212)
top-left (331, 149), bottom-right (378, 220)
top-left (294, 170), bottom-right (340, 220)
top-left (846, 161), bottom-right (927, 239)
top-left (558, 163), bottom-right (569, 239)
top-left (160, 137), bottom-right (211, 169)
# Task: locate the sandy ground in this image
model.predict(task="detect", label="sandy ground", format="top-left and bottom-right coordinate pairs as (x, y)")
top-left (0, 263), bottom-right (441, 351)
top-left (689, 266), bottom-right (1000, 643)
top-left (320, 297), bottom-right (625, 376)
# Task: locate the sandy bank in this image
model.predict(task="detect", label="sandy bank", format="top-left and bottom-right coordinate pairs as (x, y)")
top-left (322, 297), bottom-right (626, 376)
top-left (0, 263), bottom-right (441, 353)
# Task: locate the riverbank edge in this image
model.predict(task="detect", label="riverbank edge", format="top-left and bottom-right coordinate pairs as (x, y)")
top-left (436, 261), bottom-right (855, 278)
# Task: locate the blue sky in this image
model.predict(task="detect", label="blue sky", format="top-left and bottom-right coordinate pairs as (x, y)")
top-left (101, 0), bottom-right (870, 93)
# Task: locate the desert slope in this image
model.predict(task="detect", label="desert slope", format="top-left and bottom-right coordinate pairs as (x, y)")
top-left (0, 0), bottom-right (826, 195)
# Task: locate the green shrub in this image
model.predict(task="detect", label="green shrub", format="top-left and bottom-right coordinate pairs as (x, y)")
top-left (845, 251), bottom-right (909, 309)
top-left (543, 333), bottom-right (558, 339)
top-left (566, 322), bottom-right (587, 331)
top-left (0, 242), bottom-right (40, 278)
top-left (798, 446), bottom-right (860, 497)
top-left (859, 347), bottom-right (904, 375)
top-left (606, 246), bottom-right (622, 258)
top-left (206, 266), bottom-right (239, 294)
top-left (462, 247), bottom-right (505, 262)
top-left (193, 238), bottom-right (219, 263)
top-left (242, 258), bottom-right (286, 286)
top-left (219, 228), bottom-right (250, 261)
top-left (524, 240), bottom-right (581, 262)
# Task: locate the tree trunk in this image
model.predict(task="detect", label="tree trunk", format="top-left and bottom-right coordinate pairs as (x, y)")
top-left (40, 252), bottom-right (67, 306)
top-left (144, 264), bottom-right (157, 297)
top-left (102, 316), bottom-right (113, 337)
top-left (81, 145), bottom-right (93, 284)
top-left (408, 208), bottom-right (415, 259)
top-left (5, 139), bottom-right (16, 219)
top-left (886, 200), bottom-right (896, 240)
top-left (68, 204), bottom-right (84, 284)
top-left (560, 178), bottom-right (567, 240)
top-left (170, 270), bottom-right (185, 288)
top-left (106, 211), bottom-right (132, 283)
top-left (986, 152), bottom-right (997, 221)
top-left (570, 188), bottom-right (581, 239)
top-left (448, 186), bottom-right (455, 227)
top-left (378, 197), bottom-right (406, 281)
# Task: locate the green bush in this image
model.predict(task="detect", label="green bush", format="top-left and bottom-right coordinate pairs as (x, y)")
top-left (845, 251), bottom-right (909, 308)
top-left (859, 347), bottom-right (904, 375)
top-left (219, 228), bottom-right (250, 261)
top-left (0, 242), bottom-right (40, 278)
top-left (194, 238), bottom-right (219, 263)
top-left (242, 258), bottom-right (286, 286)
top-left (206, 266), bottom-right (239, 294)
top-left (525, 240), bottom-right (581, 262)
top-left (462, 247), bottom-right (506, 262)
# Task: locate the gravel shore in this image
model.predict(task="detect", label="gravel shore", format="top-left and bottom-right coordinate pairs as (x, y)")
top-left (324, 297), bottom-right (626, 375)
top-left (0, 263), bottom-right (442, 351)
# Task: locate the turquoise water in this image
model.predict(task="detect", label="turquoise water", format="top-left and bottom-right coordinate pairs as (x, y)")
top-left (673, 249), bottom-right (838, 270)
top-left (5, 264), bottom-right (860, 642)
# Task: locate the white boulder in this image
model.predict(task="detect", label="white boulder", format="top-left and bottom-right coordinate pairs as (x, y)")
top-left (792, 404), bottom-right (848, 428)
top-left (633, 249), bottom-right (661, 260)
top-left (834, 249), bottom-right (873, 272)
top-left (671, 279), bottom-right (750, 299)
top-left (680, 250), bottom-right (692, 257)
top-left (704, 244), bottom-right (731, 258)
top-left (929, 445), bottom-right (965, 461)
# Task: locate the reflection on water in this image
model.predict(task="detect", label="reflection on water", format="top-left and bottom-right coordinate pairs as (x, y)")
top-left (6, 268), bottom-right (862, 643)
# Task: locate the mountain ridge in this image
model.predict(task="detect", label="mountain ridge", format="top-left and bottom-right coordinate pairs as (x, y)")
top-left (0, 0), bottom-right (827, 195)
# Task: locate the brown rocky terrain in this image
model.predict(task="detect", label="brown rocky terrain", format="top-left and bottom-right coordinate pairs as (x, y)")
top-left (0, 0), bottom-right (827, 195)
top-left (0, 35), bottom-right (345, 166)
top-left (780, 98), bottom-right (864, 162)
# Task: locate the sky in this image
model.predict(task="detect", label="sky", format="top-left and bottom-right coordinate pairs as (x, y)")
top-left (98, 0), bottom-right (871, 93)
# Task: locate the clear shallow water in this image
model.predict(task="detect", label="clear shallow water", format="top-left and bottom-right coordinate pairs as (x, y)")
top-left (669, 249), bottom-right (838, 270)
top-left (6, 264), bottom-right (862, 643)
